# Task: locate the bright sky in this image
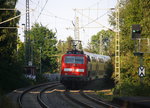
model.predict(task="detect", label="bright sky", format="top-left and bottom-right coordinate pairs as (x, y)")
top-left (16, 0), bottom-right (117, 47)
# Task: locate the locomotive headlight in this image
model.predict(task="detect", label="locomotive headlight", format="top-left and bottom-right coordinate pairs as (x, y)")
top-left (64, 68), bottom-right (72, 72)
top-left (76, 69), bottom-right (84, 72)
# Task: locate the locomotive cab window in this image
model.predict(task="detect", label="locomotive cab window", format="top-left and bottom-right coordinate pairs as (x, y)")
top-left (65, 56), bottom-right (84, 64)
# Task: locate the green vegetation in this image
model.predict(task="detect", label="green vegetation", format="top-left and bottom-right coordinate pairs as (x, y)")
top-left (110, 0), bottom-right (150, 96)
top-left (97, 91), bottom-right (114, 101)
top-left (0, 0), bottom-right (28, 94)
top-left (88, 0), bottom-right (150, 96)
top-left (0, 0), bottom-right (58, 96)
top-left (57, 36), bottom-right (73, 54)
top-left (29, 23), bottom-right (58, 74)
top-left (113, 81), bottom-right (150, 96)
top-left (84, 30), bottom-right (115, 55)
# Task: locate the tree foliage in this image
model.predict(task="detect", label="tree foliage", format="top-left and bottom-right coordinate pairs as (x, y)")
top-left (85, 30), bottom-right (115, 55)
top-left (109, 0), bottom-right (150, 96)
top-left (0, 0), bottom-right (28, 93)
top-left (57, 36), bottom-right (73, 54)
top-left (0, 0), bottom-right (20, 61)
top-left (29, 23), bottom-right (58, 73)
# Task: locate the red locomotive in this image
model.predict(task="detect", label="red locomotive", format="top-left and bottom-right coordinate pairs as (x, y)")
top-left (60, 40), bottom-right (111, 89)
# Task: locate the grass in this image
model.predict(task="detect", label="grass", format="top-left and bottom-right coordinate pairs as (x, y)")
top-left (96, 89), bottom-right (114, 101)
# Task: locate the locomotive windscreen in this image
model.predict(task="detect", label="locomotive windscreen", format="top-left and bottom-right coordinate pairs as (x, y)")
top-left (65, 56), bottom-right (84, 64)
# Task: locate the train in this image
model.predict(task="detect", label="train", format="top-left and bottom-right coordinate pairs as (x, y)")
top-left (60, 49), bottom-right (111, 89)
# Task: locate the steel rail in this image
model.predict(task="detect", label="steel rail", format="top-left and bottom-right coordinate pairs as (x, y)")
top-left (17, 81), bottom-right (59, 108)
top-left (64, 90), bottom-right (94, 108)
top-left (37, 83), bottom-right (61, 108)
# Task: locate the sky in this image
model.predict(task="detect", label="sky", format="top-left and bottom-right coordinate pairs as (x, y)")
top-left (16, 0), bottom-right (117, 47)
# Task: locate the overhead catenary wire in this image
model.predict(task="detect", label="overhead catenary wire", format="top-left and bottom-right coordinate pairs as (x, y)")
top-left (0, 8), bottom-right (33, 11)
top-left (83, 11), bottom-right (109, 27)
top-left (0, 9), bottom-right (34, 25)
top-left (30, 0), bottom-right (55, 16)
top-left (0, 8), bottom-right (17, 10)
top-left (35, 0), bottom-right (49, 22)
top-left (29, 0), bottom-right (40, 24)
top-left (29, 0), bottom-right (72, 23)
top-left (38, 12), bottom-right (72, 22)
top-left (75, 9), bottom-right (115, 31)
top-left (0, 27), bottom-right (19, 29)
top-left (30, 0), bottom-right (40, 11)
top-left (66, 11), bottom-right (109, 32)
top-left (87, 0), bottom-right (102, 9)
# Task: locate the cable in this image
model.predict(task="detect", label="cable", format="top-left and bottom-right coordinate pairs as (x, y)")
top-left (83, 11), bottom-right (109, 27)
top-left (0, 9), bottom-right (34, 25)
top-left (35, 0), bottom-right (49, 22)
top-left (0, 8), bottom-right (17, 10)
top-left (87, 0), bottom-right (102, 9)
top-left (29, 0), bottom-right (72, 23)
top-left (30, 0), bottom-right (54, 16)
top-left (39, 12), bottom-right (72, 22)
top-left (29, 0), bottom-right (40, 10)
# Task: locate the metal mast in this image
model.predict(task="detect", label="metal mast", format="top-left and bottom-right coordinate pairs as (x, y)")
top-left (74, 16), bottom-right (80, 40)
top-left (99, 34), bottom-right (103, 55)
top-left (26, 0), bottom-right (30, 31)
top-left (115, 0), bottom-right (120, 83)
top-left (25, 0), bottom-right (32, 66)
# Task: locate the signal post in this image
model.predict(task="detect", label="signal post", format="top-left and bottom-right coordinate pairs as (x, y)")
top-left (131, 24), bottom-right (149, 82)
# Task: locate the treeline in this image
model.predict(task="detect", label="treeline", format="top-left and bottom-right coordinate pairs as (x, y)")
top-left (87, 0), bottom-right (150, 96)
top-left (0, 0), bottom-right (58, 94)
top-left (0, 0), bottom-right (26, 94)
top-left (29, 23), bottom-right (58, 74)
top-left (111, 0), bottom-right (150, 96)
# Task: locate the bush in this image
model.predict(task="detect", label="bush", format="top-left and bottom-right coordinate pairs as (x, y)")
top-left (113, 80), bottom-right (150, 96)
top-left (36, 73), bottom-right (49, 84)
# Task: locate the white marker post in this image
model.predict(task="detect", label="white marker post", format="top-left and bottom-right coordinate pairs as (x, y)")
top-left (138, 66), bottom-right (145, 77)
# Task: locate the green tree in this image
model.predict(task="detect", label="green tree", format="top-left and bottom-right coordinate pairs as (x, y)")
top-left (67, 36), bottom-right (73, 51)
top-left (57, 36), bottom-right (73, 54)
top-left (85, 30), bottom-right (115, 55)
top-left (0, 0), bottom-right (28, 93)
top-left (0, 0), bottom-right (20, 61)
top-left (30, 23), bottom-right (58, 73)
top-left (109, 0), bottom-right (150, 96)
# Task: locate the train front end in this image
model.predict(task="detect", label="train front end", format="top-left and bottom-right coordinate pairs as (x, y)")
top-left (60, 53), bottom-right (88, 88)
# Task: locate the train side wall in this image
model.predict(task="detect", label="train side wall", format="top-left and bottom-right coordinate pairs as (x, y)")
top-left (87, 59), bottom-right (107, 80)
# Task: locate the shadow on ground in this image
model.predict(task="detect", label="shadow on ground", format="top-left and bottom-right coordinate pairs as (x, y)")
top-left (83, 78), bottom-right (115, 90)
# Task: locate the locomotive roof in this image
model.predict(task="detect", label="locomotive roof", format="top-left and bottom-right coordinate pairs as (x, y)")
top-left (84, 51), bottom-right (111, 62)
top-left (65, 50), bottom-right (110, 62)
top-left (66, 50), bottom-right (84, 54)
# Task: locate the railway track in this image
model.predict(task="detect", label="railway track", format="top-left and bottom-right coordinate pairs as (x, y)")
top-left (18, 81), bottom-right (60, 108)
top-left (64, 90), bottom-right (119, 108)
top-left (37, 83), bottom-right (61, 108)
top-left (80, 90), bottom-right (119, 108)
top-left (18, 81), bottom-right (118, 108)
